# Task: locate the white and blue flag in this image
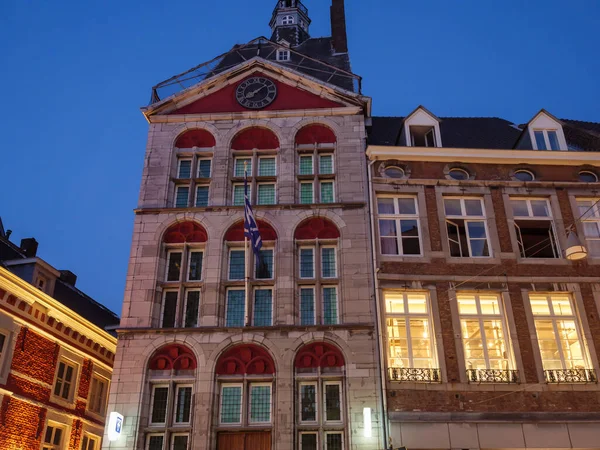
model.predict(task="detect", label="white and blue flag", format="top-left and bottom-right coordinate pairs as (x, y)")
top-left (244, 170), bottom-right (262, 261)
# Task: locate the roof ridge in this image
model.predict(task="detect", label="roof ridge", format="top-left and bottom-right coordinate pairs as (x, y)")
top-left (561, 118), bottom-right (600, 125)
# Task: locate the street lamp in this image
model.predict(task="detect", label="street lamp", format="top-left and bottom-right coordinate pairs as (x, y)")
top-left (565, 231), bottom-right (588, 261)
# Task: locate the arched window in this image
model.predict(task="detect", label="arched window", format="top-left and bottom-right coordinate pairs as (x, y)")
top-left (146, 344), bottom-right (197, 450)
top-left (294, 218), bottom-right (341, 326)
top-left (295, 125), bottom-right (337, 205)
top-left (215, 345), bottom-right (275, 447)
top-left (173, 129), bottom-right (216, 208)
top-left (295, 342), bottom-right (346, 450)
top-left (161, 222), bottom-right (208, 328)
top-left (223, 220), bottom-right (278, 327)
top-left (231, 127), bottom-right (279, 207)
top-left (282, 15), bottom-right (295, 25)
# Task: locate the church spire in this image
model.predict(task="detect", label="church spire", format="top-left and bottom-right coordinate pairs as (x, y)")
top-left (269, 0), bottom-right (311, 47)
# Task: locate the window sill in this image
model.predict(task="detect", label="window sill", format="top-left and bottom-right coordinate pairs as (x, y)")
top-left (517, 258), bottom-right (569, 265)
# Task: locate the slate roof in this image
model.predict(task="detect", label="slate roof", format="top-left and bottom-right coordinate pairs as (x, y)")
top-left (369, 116), bottom-right (600, 151)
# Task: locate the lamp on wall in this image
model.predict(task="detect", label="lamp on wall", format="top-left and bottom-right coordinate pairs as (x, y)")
top-left (565, 231), bottom-right (588, 260)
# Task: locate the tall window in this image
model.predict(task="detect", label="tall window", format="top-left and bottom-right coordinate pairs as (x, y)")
top-left (0, 332), bottom-right (6, 365)
top-left (53, 359), bottom-right (78, 401)
top-left (161, 222), bottom-right (208, 328)
top-left (224, 221), bottom-right (278, 327)
top-left (457, 293), bottom-right (516, 383)
top-left (444, 197), bottom-right (491, 257)
top-left (173, 129), bottom-right (216, 208)
top-left (384, 291), bottom-right (439, 382)
top-left (295, 342), bottom-right (346, 450)
top-left (295, 218), bottom-right (341, 326)
top-left (529, 294), bottom-right (594, 382)
top-left (146, 345), bottom-right (197, 450)
top-left (295, 125), bottom-right (337, 205)
top-left (42, 423), bottom-right (66, 450)
top-left (511, 198), bottom-right (560, 258)
top-left (88, 375), bottom-right (109, 416)
top-left (577, 198), bottom-right (600, 257)
top-left (231, 128), bottom-right (279, 206)
top-left (377, 196), bottom-right (422, 256)
top-left (533, 129), bottom-right (561, 151)
top-left (81, 434), bottom-right (100, 450)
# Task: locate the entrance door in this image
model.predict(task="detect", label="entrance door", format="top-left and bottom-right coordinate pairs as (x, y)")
top-left (217, 432), bottom-right (271, 450)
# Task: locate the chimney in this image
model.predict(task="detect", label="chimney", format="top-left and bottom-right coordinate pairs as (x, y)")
top-left (330, 0), bottom-right (348, 53)
top-left (20, 238), bottom-right (39, 258)
top-left (59, 270), bottom-right (78, 287)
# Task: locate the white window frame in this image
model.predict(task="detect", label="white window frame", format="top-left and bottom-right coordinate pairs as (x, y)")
top-left (177, 158), bottom-right (192, 179)
top-left (299, 181), bottom-right (314, 204)
top-left (444, 197), bottom-right (492, 258)
top-left (377, 195), bottom-right (423, 256)
top-left (322, 286), bottom-right (339, 325)
top-left (52, 358), bottom-right (78, 402)
top-left (42, 422), bottom-right (67, 450)
top-left (256, 182), bottom-right (277, 205)
top-left (165, 250), bottom-right (183, 282)
top-left (258, 155), bottom-right (277, 177)
top-left (533, 129), bottom-right (561, 151)
top-left (577, 198), bottom-right (600, 257)
top-left (252, 287), bottom-right (273, 327)
top-left (174, 384), bottom-right (193, 425)
top-left (0, 329), bottom-right (9, 376)
top-left (510, 197), bottom-right (560, 258)
top-left (276, 49), bottom-right (290, 61)
top-left (160, 290), bottom-right (178, 328)
top-left (234, 157), bottom-right (252, 178)
top-left (228, 248), bottom-right (246, 281)
top-left (319, 180), bottom-right (335, 203)
top-left (87, 374), bottom-right (109, 416)
top-left (219, 383), bottom-right (244, 425)
top-left (186, 250), bottom-right (203, 282)
top-left (298, 381), bottom-right (319, 424)
top-left (170, 433), bottom-right (190, 450)
top-left (282, 14), bottom-right (294, 25)
top-left (299, 154), bottom-right (314, 175)
top-left (182, 289), bottom-right (201, 328)
top-left (194, 185), bottom-right (210, 207)
top-left (410, 125), bottom-right (436, 147)
top-left (299, 286), bottom-right (316, 326)
top-left (225, 288), bottom-right (246, 328)
top-left (322, 381), bottom-right (343, 425)
top-left (248, 382), bottom-right (272, 424)
top-left (299, 246), bottom-right (316, 279)
top-left (579, 171), bottom-right (599, 183)
top-left (232, 183), bottom-right (249, 206)
top-left (320, 246), bottom-right (337, 279)
top-left (145, 433), bottom-right (165, 450)
top-left (197, 157), bottom-right (212, 178)
top-left (174, 185), bottom-right (190, 208)
top-left (150, 384), bottom-right (170, 426)
top-left (318, 154), bottom-right (335, 175)
top-left (81, 432), bottom-right (100, 450)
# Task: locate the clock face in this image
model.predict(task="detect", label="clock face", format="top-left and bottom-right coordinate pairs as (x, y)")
top-left (236, 77), bottom-right (277, 109)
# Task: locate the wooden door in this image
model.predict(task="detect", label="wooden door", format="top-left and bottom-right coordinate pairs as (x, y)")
top-left (244, 431), bottom-right (271, 449)
top-left (217, 432), bottom-right (271, 450)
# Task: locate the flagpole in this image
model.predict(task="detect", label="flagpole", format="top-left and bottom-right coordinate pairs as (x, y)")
top-left (244, 235), bottom-right (250, 327)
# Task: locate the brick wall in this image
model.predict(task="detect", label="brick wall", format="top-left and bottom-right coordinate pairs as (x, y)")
top-left (0, 396), bottom-right (46, 450)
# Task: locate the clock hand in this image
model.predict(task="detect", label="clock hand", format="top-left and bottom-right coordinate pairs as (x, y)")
top-left (246, 85), bottom-right (267, 99)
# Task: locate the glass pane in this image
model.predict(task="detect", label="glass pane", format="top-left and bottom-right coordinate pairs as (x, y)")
top-left (257, 184), bottom-right (276, 205)
top-left (195, 186), bottom-right (209, 207)
top-left (220, 386), bottom-right (242, 423)
top-left (530, 296), bottom-right (551, 315)
top-left (535, 320), bottom-right (561, 368)
top-left (457, 294), bottom-right (478, 315)
top-left (410, 318), bottom-right (432, 364)
top-left (558, 320), bottom-right (583, 364)
top-left (226, 291), bottom-right (245, 327)
top-left (483, 320), bottom-right (507, 360)
top-left (301, 434), bottom-right (318, 450)
top-left (444, 198), bottom-right (462, 216)
top-left (162, 292), bottom-right (178, 328)
top-left (228, 250), bottom-right (245, 280)
top-left (462, 320), bottom-right (485, 366)
top-left (178, 160), bottom-right (192, 179)
top-left (326, 433), bottom-right (343, 450)
top-left (548, 131), bottom-right (560, 151)
top-left (250, 385), bottom-right (271, 422)
top-left (253, 289), bottom-right (273, 326)
top-left (175, 387), bottom-right (192, 423)
top-left (320, 182), bottom-right (334, 203)
top-left (379, 219), bottom-right (397, 238)
top-left (233, 185), bottom-right (245, 206)
top-left (464, 199), bottom-right (483, 216)
top-left (402, 237), bottom-right (420, 255)
top-left (175, 187), bottom-right (189, 208)
top-left (235, 158), bottom-right (251, 177)
top-left (256, 249), bottom-right (274, 279)
top-left (551, 296), bottom-right (573, 316)
top-left (148, 436), bottom-right (164, 450)
top-left (300, 288), bottom-right (315, 325)
top-left (398, 197), bottom-right (417, 215)
top-left (258, 157), bottom-right (276, 176)
top-left (151, 387), bottom-right (169, 423)
top-left (300, 183), bottom-right (314, 204)
top-left (53, 428), bottom-right (62, 446)
top-left (299, 155), bottom-right (313, 175)
top-left (188, 252), bottom-right (203, 281)
top-left (385, 167), bottom-right (405, 179)
top-left (184, 291), bottom-right (200, 328)
top-left (323, 288), bottom-right (338, 325)
top-left (198, 159), bottom-right (212, 178)
top-left (407, 293), bottom-right (427, 314)
top-left (387, 318), bottom-right (408, 368)
top-left (44, 426), bottom-right (53, 444)
top-left (583, 222), bottom-right (600, 238)
top-left (300, 384), bottom-right (316, 421)
top-left (377, 198), bottom-right (395, 215)
top-left (324, 384), bottom-right (341, 421)
top-left (577, 200), bottom-right (595, 218)
top-left (535, 131), bottom-right (547, 150)
top-left (385, 292), bottom-right (404, 313)
top-left (167, 252), bottom-right (182, 281)
top-left (531, 200), bottom-right (550, 217)
top-left (469, 238), bottom-right (490, 257)
top-left (511, 199), bottom-right (529, 217)
top-left (400, 220), bottom-right (419, 237)
top-left (173, 435), bottom-right (188, 450)
top-left (589, 239), bottom-right (600, 257)
top-left (300, 248), bottom-right (315, 278)
top-left (479, 295), bottom-right (501, 315)
top-left (381, 237), bottom-right (399, 255)
top-left (321, 248), bottom-right (337, 278)
top-left (319, 155), bottom-right (334, 174)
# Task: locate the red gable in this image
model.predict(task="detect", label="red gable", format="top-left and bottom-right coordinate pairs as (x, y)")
top-left (169, 73), bottom-right (344, 115)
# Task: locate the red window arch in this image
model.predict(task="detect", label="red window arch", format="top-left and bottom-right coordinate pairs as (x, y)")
top-left (215, 344), bottom-right (275, 375)
top-left (294, 342), bottom-right (345, 369)
top-left (163, 221), bottom-right (208, 244)
top-left (224, 220), bottom-right (278, 241)
top-left (231, 127), bottom-right (280, 150)
top-left (175, 129), bottom-right (216, 148)
top-left (149, 344), bottom-right (197, 370)
top-left (295, 124), bottom-right (337, 145)
top-left (294, 217), bottom-right (340, 240)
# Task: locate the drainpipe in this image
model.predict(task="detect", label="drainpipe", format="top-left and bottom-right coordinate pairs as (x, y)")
top-left (367, 156), bottom-right (390, 449)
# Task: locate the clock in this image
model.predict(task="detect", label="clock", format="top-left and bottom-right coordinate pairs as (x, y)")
top-left (236, 77), bottom-right (277, 109)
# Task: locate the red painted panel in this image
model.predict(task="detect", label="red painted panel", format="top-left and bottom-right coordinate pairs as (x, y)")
top-left (231, 127), bottom-right (279, 150)
top-left (176, 129), bottom-right (216, 148)
top-left (216, 344), bottom-right (275, 375)
top-left (295, 124), bottom-right (337, 145)
top-left (169, 73), bottom-right (344, 115)
top-left (163, 221), bottom-right (208, 243)
top-left (294, 218), bottom-right (340, 240)
top-left (224, 220), bottom-right (277, 242)
top-left (294, 342), bottom-right (345, 369)
top-left (149, 344), bottom-right (197, 371)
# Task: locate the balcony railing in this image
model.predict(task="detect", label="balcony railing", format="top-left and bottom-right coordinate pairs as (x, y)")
top-left (388, 367), bottom-right (441, 383)
top-left (467, 369), bottom-right (520, 384)
top-left (544, 368), bottom-right (597, 383)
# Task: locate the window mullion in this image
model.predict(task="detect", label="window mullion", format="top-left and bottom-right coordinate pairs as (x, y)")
top-left (405, 314), bottom-right (414, 368)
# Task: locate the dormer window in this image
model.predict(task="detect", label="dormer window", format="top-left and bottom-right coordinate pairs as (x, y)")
top-left (534, 130), bottom-right (560, 151)
top-left (282, 15), bottom-right (295, 25)
top-left (276, 50), bottom-right (290, 61)
top-left (410, 126), bottom-right (436, 147)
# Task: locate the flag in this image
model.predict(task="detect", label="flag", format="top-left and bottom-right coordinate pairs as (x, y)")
top-left (244, 170), bottom-right (263, 262)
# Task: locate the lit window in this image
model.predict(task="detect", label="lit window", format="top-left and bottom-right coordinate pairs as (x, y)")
top-left (384, 166), bottom-right (405, 179)
top-left (457, 293), bottom-right (516, 382)
top-left (282, 15), bottom-right (295, 25)
top-left (257, 183), bottom-right (276, 205)
top-left (385, 292), bottom-right (438, 377)
top-left (277, 49), bottom-right (291, 61)
top-left (226, 289), bottom-right (245, 327)
top-left (320, 182), bottom-right (335, 203)
top-left (377, 196), bottom-right (421, 256)
top-left (534, 130), bottom-right (561, 151)
top-left (511, 198), bottom-right (560, 258)
top-left (578, 198), bottom-right (600, 256)
top-left (175, 186), bottom-right (189, 208)
top-left (198, 158), bottom-right (212, 178)
top-left (410, 125), bottom-right (436, 147)
top-left (42, 424), bottom-right (65, 450)
top-left (514, 169), bottom-right (535, 182)
top-left (81, 434), bottom-right (99, 450)
top-left (530, 293), bottom-right (594, 382)
top-left (88, 376), bottom-right (108, 415)
top-left (579, 171), bottom-right (598, 183)
top-left (448, 168), bottom-right (470, 181)
top-left (445, 197), bottom-right (491, 257)
top-left (53, 360), bottom-right (77, 401)
top-left (177, 159), bottom-right (192, 179)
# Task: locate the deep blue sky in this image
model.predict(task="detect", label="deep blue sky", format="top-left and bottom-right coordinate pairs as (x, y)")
top-left (1, 0), bottom-right (598, 315)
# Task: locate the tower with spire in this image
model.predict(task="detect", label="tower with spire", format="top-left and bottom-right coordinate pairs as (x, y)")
top-left (269, 0), bottom-right (311, 46)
